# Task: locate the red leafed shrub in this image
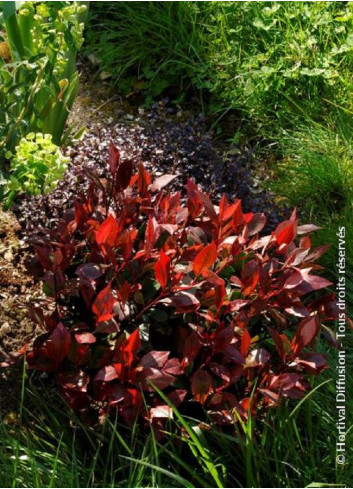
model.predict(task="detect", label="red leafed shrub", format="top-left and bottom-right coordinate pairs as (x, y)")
top-left (25, 143), bottom-right (339, 427)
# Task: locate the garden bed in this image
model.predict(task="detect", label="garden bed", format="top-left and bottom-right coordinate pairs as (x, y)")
top-left (0, 67), bottom-right (285, 417)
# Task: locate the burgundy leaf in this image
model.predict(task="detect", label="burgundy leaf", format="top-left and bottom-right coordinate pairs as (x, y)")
top-left (292, 315), bottom-right (320, 355)
top-left (116, 158), bottom-right (133, 190)
top-left (140, 351), bottom-right (170, 369)
top-left (76, 263), bottom-right (103, 281)
top-left (191, 369), bottom-right (213, 404)
top-left (163, 291), bottom-right (200, 314)
top-left (247, 213), bottom-right (266, 236)
top-left (109, 141), bottom-right (120, 175)
top-left (297, 353), bottom-right (327, 374)
top-left (46, 322), bottom-right (71, 368)
top-left (95, 365), bottom-right (119, 382)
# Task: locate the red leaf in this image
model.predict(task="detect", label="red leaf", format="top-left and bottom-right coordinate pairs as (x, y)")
top-left (109, 141), bottom-right (120, 175)
top-left (247, 213), bottom-right (266, 236)
top-left (292, 315), bottom-right (320, 355)
top-left (46, 322), bottom-right (71, 368)
top-left (275, 220), bottom-right (297, 250)
top-left (191, 368), bottom-right (213, 404)
top-left (96, 214), bottom-right (119, 247)
top-left (193, 242), bottom-right (217, 277)
top-left (138, 162), bottom-right (151, 196)
top-left (155, 250), bottom-right (171, 289)
top-left (92, 285), bottom-right (115, 323)
top-left (165, 291), bottom-right (200, 313)
top-left (74, 332), bottom-right (96, 344)
top-left (241, 260), bottom-right (259, 296)
top-left (232, 200), bottom-right (243, 228)
top-left (145, 217), bottom-right (158, 255)
top-left (290, 207), bottom-right (297, 221)
top-left (116, 158), bottom-right (134, 190)
top-left (150, 174), bottom-right (178, 192)
top-left (95, 365), bottom-right (118, 382)
top-left (124, 329), bottom-right (141, 364)
top-left (241, 328), bottom-right (251, 356)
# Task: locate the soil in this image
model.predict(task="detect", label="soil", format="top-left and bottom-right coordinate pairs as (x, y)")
top-left (0, 211), bottom-right (43, 360)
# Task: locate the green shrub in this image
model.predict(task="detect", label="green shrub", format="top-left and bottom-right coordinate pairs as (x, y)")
top-left (0, 1), bottom-right (88, 180)
top-left (3, 133), bottom-right (69, 207)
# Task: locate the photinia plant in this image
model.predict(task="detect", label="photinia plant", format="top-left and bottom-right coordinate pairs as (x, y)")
top-left (24, 142), bottom-right (339, 429)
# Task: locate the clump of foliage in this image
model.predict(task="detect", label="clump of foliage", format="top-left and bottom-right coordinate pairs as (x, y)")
top-left (203, 2), bottom-right (353, 132)
top-left (25, 144), bottom-right (338, 429)
top-left (85, 2), bottom-right (353, 133)
top-left (0, 1), bottom-right (88, 176)
top-left (84, 1), bottom-right (206, 102)
top-left (3, 132), bottom-right (69, 208)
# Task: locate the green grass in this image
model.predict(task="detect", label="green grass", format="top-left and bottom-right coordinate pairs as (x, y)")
top-left (0, 356), bottom-right (352, 488)
top-left (268, 117), bottom-right (353, 312)
top-left (85, 2), bottom-right (353, 134)
top-left (84, 1), bottom-right (209, 103)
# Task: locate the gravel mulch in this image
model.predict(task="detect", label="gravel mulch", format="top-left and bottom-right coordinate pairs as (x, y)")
top-left (14, 105), bottom-right (285, 241)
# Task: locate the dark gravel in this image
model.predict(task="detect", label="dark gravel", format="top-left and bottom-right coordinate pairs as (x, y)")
top-left (13, 104), bottom-right (285, 241)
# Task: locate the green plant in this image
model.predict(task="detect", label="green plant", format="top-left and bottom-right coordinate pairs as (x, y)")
top-left (3, 132), bottom-right (69, 208)
top-left (85, 2), bottom-right (353, 135)
top-left (0, 1), bottom-right (88, 181)
top-left (268, 120), bottom-right (353, 312)
top-left (84, 1), bottom-right (208, 102)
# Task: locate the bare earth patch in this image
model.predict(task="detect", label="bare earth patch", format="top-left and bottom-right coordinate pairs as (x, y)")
top-left (0, 210), bottom-right (46, 415)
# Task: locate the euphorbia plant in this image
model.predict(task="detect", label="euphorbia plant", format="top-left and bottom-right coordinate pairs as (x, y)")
top-left (24, 142), bottom-right (339, 428)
